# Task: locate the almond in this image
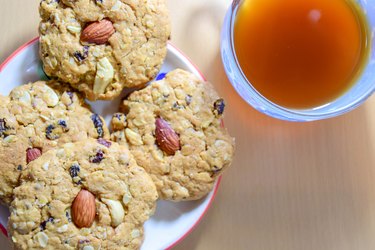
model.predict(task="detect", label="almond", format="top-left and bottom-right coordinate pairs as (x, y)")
top-left (71, 190), bottom-right (96, 228)
top-left (155, 118), bottom-right (180, 155)
top-left (80, 19), bottom-right (115, 45)
top-left (26, 148), bottom-right (42, 164)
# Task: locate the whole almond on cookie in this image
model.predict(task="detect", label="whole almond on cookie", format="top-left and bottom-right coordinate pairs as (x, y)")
top-left (81, 19), bottom-right (115, 45)
top-left (72, 190), bottom-right (96, 228)
top-left (155, 118), bottom-right (180, 155)
top-left (26, 148), bottom-right (42, 164)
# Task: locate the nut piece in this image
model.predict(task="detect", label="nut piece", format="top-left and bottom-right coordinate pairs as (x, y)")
top-left (41, 85), bottom-right (59, 107)
top-left (131, 229), bottom-right (141, 238)
top-left (125, 128), bottom-right (143, 146)
top-left (101, 198), bottom-right (124, 227)
top-left (93, 57), bottom-right (114, 95)
top-left (18, 91), bottom-right (31, 105)
top-left (72, 190), bottom-right (96, 228)
top-left (122, 185), bottom-right (132, 205)
top-left (81, 19), bottom-right (115, 45)
top-left (26, 148), bottom-right (42, 164)
top-left (155, 118), bottom-right (180, 155)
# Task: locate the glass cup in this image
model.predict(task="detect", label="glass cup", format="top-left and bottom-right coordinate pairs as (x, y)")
top-left (221, 0), bottom-right (375, 122)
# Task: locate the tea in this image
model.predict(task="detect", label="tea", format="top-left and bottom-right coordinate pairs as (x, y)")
top-left (234, 0), bottom-right (370, 109)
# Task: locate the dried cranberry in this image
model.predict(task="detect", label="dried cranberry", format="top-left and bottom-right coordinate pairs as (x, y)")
top-left (97, 138), bottom-right (112, 148)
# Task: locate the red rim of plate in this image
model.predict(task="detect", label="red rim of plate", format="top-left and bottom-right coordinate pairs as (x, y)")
top-left (0, 37), bottom-right (222, 248)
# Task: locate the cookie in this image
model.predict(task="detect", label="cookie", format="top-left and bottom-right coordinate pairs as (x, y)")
top-left (8, 139), bottom-right (158, 250)
top-left (111, 69), bottom-right (235, 201)
top-left (39, 0), bottom-right (171, 100)
top-left (0, 81), bottom-right (109, 205)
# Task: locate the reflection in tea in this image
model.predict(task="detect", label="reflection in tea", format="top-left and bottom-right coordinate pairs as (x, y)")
top-left (234, 0), bottom-right (370, 109)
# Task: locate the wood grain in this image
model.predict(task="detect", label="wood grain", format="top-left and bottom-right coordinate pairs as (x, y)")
top-left (2, 1), bottom-right (375, 250)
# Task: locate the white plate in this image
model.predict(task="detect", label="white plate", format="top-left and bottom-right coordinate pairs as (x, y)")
top-left (0, 38), bottom-right (221, 250)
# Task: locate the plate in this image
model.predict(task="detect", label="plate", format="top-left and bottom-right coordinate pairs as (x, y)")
top-left (0, 38), bottom-right (221, 250)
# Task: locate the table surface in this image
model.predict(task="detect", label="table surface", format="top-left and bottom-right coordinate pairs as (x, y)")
top-left (2, 1), bottom-right (375, 250)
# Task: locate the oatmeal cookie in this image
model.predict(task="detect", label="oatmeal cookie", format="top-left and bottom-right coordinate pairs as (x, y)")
top-left (39, 0), bottom-right (171, 100)
top-left (0, 81), bottom-right (109, 205)
top-left (111, 69), bottom-right (235, 201)
top-left (8, 139), bottom-right (158, 250)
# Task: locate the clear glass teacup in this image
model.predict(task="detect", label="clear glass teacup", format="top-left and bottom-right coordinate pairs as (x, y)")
top-left (221, 0), bottom-right (375, 122)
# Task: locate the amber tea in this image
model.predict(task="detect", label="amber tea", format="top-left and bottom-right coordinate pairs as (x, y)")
top-left (234, 0), bottom-right (370, 109)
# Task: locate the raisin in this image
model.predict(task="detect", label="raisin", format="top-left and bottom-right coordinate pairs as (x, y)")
top-left (111, 113), bottom-right (126, 130)
top-left (91, 114), bottom-right (104, 138)
top-left (91, 114), bottom-right (103, 127)
top-left (65, 211), bottom-right (72, 222)
top-left (97, 127), bottom-right (104, 138)
top-left (213, 166), bottom-right (221, 173)
top-left (97, 138), bottom-right (112, 148)
top-left (0, 119), bottom-right (6, 134)
top-left (46, 121), bottom-right (69, 140)
top-left (58, 120), bottom-right (68, 131)
top-left (172, 102), bottom-right (184, 111)
top-left (213, 98), bottom-right (225, 116)
top-left (69, 164), bottom-right (80, 178)
top-left (73, 46), bottom-right (89, 63)
top-left (66, 91), bottom-right (74, 101)
top-left (0, 118), bottom-right (10, 138)
top-left (90, 149), bottom-right (104, 163)
top-left (40, 217), bottom-right (54, 231)
top-left (45, 124), bottom-right (57, 140)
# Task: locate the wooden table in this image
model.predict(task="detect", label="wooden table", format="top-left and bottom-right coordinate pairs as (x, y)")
top-left (2, 1), bottom-right (375, 249)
